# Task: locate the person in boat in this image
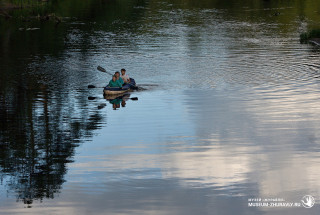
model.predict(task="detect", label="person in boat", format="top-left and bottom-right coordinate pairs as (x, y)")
top-left (108, 75), bottom-right (122, 88)
top-left (115, 71), bottom-right (124, 86)
top-left (120, 68), bottom-right (130, 83)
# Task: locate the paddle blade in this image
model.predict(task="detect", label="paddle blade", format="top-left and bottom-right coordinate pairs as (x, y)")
top-left (88, 85), bottom-right (96, 88)
top-left (88, 96), bottom-right (96, 100)
top-left (130, 97), bottom-right (138, 100)
top-left (138, 84), bottom-right (158, 86)
top-left (97, 103), bottom-right (106, 109)
top-left (97, 66), bottom-right (106, 73)
top-left (97, 66), bottom-right (113, 76)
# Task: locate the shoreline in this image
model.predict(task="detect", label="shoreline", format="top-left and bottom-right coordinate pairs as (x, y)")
top-left (0, 1), bottom-right (61, 23)
top-left (0, 1), bottom-right (48, 17)
top-left (0, 2), bottom-right (19, 10)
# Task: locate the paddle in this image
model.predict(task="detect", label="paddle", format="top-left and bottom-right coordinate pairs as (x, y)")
top-left (105, 96), bottom-right (138, 101)
top-left (88, 66), bottom-right (112, 88)
top-left (88, 96), bottom-right (138, 101)
top-left (97, 66), bottom-right (113, 76)
top-left (88, 85), bottom-right (99, 88)
top-left (136, 84), bottom-right (158, 86)
top-left (88, 96), bottom-right (96, 100)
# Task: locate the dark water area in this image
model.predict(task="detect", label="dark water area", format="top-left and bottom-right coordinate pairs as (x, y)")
top-left (1, 0), bottom-right (320, 214)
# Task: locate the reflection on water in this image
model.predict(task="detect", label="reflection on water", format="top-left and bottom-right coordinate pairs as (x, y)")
top-left (3, 88), bottom-right (320, 214)
top-left (0, 84), bottom-right (107, 205)
top-left (104, 93), bottom-right (137, 110)
top-left (1, 0), bottom-right (320, 214)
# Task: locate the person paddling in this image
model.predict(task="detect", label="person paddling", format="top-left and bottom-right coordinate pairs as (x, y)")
top-left (115, 71), bottom-right (124, 86)
top-left (120, 68), bottom-right (130, 83)
top-left (108, 75), bottom-right (122, 88)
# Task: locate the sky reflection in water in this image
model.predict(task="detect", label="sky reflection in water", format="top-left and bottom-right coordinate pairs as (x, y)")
top-left (3, 87), bottom-right (320, 214)
top-left (77, 87), bottom-right (320, 214)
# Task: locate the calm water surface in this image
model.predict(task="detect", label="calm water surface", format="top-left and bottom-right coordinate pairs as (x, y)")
top-left (1, 0), bottom-right (320, 214)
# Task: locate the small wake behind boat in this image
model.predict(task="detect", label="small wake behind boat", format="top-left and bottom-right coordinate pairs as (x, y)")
top-left (103, 78), bottom-right (136, 95)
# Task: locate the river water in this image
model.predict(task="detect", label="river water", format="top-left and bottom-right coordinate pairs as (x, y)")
top-left (1, 0), bottom-right (320, 214)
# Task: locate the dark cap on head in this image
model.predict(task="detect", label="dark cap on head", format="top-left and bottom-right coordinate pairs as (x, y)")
top-left (121, 68), bottom-right (126, 71)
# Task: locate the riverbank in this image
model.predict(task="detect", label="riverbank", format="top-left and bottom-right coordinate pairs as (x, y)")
top-left (0, 0), bottom-right (51, 19)
top-left (0, 0), bottom-right (48, 9)
top-left (0, 0), bottom-right (62, 24)
top-left (0, 2), bottom-right (18, 10)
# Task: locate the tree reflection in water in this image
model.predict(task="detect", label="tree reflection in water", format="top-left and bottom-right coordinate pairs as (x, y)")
top-left (0, 81), bottom-right (104, 206)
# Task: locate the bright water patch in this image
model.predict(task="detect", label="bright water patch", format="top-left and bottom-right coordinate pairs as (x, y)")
top-left (2, 88), bottom-right (320, 214)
